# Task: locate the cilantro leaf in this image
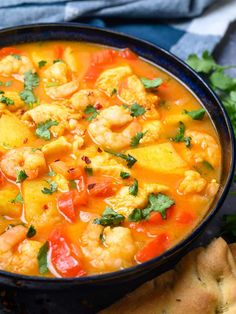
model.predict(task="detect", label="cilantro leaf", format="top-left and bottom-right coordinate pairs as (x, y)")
top-left (19, 89), bottom-right (36, 105)
top-left (93, 207), bottom-right (125, 227)
top-left (184, 108), bottom-right (206, 120)
top-left (11, 192), bottom-right (24, 204)
top-left (53, 59), bottom-right (64, 64)
top-left (186, 51), bottom-right (218, 74)
top-left (130, 103), bottom-right (146, 117)
top-left (37, 241), bottom-right (49, 274)
top-left (5, 81), bottom-right (12, 87)
top-left (202, 160), bottom-right (214, 170)
top-left (16, 170), bottom-right (28, 183)
top-left (11, 54), bottom-right (21, 60)
top-left (128, 193), bottom-right (175, 222)
top-left (48, 171), bottom-right (56, 177)
top-left (170, 121), bottom-right (191, 148)
top-left (210, 70), bottom-right (236, 91)
top-left (140, 77), bottom-right (163, 89)
top-left (35, 119), bottom-right (58, 141)
top-left (84, 105), bottom-right (99, 121)
top-left (106, 150), bottom-right (137, 168)
top-left (129, 178), bottom-right (138, 196)
top-left (111, 88), bottom-right (117, 96)
top-left (26, 225), bottom-right (36, 238)
top-left (23, 70), bottom-right (39, 90)
top-left (120, 171), bottom-right (130, 179)
top-left (41, 181), bottom-right (58, 195)
top-left (84, 167), bottom-right (93, 176)
top-left (38, 60), bottom-right (47, 68)
top-left (69, 180), bottom-right (77, 189)
top-left (130, 131), bottom-right (146, 148)
top-left (0, 95), bottom-right (14, 106)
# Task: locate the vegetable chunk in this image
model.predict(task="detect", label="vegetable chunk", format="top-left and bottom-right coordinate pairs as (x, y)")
top-left (127, 143), bottom-right (188, 174)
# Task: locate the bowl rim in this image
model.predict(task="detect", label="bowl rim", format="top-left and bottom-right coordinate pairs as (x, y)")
top-left (0, 22), bottom-right (235, 285)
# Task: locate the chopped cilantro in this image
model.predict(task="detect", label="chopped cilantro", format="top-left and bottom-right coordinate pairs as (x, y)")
top-left (16, 170), bottom-right (28, 183)
top-left (20, 70), bottom-right (39, 106)
top-left (37, 241), bottom-right (49, 274)
top-left (19, 89), bottom-right (36, 105)
top-left (11, 192), bottom-right (24, 204)
top-left (130, 103), bottom-right (146, 117)
top-left (202, 160), bottom-right (214, 170)
top-left (35, 119), bottom-right (58, 141)
top-left (170, 121), bottom-right (191, 148)
top-left (84, 167), bottom-right (93, 176)
top-left (120, 171), bottom-right (130, 179)
top-left (11, 54), bottom-right (21, 60)
top-left (93, 207), bottom-right (125, 227)
top-left (184, 108), bottom-right (206, 120)
top-left (140, 77), bottom-right (163, 89)
top-left (0, 95), bottom-right (14, 106)
top-left (5, 81), bottom-right (12, 87)
top-left (111, 88), bottom-right (117, 96)
top-left (84, 105), bottom-right (99, 121)
top-left (128, 193), bottom-right (175, 222)
top-left (41, 181), bottom-right (58, 195)
top-left (26, 225), bottom-right (36, 238)
top-left (48, 171), bottom-right (56, 177)
top-left (105, 150), bottom-right (137, 168)
top-left (53, 59), bottom-right (64, 64)
top-left (130, 131), bottom-right (146, 148)
top-left (129, 178), bottom-right (138, 196)
top-left (38, 60), bottom-right (47, 68)
top-left (69, 180), bottom-right (77, 189)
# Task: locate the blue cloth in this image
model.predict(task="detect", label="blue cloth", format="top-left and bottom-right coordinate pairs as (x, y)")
top-left (0, 0), bottom-right (235, 60)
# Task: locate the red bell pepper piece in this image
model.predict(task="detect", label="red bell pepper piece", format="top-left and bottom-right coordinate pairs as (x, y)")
top-left (57, 191), bottom-right (76, 222)
top-left (0, 47), bottom-right (21, 58)
top-left (49, 229), bottom-right (86, 278)
top-left (87, 176), bottom-right (119, 197)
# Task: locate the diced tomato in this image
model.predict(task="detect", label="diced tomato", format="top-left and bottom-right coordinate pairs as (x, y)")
top-left (84, 65), bottom-right (103, 82)
top-left (119, 48), bottom-right (138, 60)
top-left (57, 191), bottom-right (76, 222)
top-left (67, 166), bottom-right (85, 181)
top-left (0, 172), bottom-right (5, 188)
top-left (54, 46), bottom-right (64, 59)
top-left (0, 47), bottom-right (21, 58)
top-left (49, 229), bottom-right (86, 278)
top-left (135, 233), bottom-right (169, 263)
top-left (147, 212), bottom-right (163, 224)
top-left (176, 211), bottom-right (195, 224)
top-left (91, 49), bottom-right (117, 66)
top-left (50, 161), bottom-right (70, 179)
top-left (87, 176), bottom-right (119, 197)
top-left (73, 176), bottom-right (88, 206)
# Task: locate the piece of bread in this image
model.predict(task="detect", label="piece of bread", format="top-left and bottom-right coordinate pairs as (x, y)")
top-left (101, 238), bottom-right (236, 314)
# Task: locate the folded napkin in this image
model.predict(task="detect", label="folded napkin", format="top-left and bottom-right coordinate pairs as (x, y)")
top-left (0, 0), bottom-right (235, 60)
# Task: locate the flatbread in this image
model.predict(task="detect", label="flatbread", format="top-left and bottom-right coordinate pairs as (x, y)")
top-left (101, 238), bottom-right (236, 314)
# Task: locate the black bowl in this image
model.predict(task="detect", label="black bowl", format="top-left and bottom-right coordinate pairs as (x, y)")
top-left (0, 23), bottom-right (234, 312)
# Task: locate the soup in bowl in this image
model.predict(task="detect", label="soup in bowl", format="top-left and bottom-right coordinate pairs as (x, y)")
top-left (0, 40), bottom-right (222, 278)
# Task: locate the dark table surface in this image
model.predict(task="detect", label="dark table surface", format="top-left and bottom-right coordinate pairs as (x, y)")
top-left (0, 21), bottom-right (236, 314)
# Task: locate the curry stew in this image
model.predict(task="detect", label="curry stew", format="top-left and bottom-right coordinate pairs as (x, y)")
top-left (0, 42), bottom-right (221, 278)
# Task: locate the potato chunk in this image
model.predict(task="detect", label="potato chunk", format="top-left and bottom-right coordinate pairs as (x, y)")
top-left (127, 143), bottom-right (188, 174)
top-left (0, 187), bottom-right (22, 218)
top-left (0, 114), bottom-right (34, 152)
top-left (22, 178), bottom-right (61, 231)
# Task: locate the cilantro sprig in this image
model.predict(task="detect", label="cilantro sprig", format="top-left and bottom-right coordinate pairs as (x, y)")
top-left (16, 170), bottom-right (28, 184)
top-left (93, 207), bottom-right (125, 227)
top-left (184, 108), bottom-right (206, 120)
top-left (20, 70), bottom-right (39, 106)
top-left (129, 178), bottom-right (138, 196)
top-left (140, 77), bottom-right (163, 89)
top-left (35, 119), bottom-right (58, 141)
top-left (128, 193), bottom-right (175, 222)
top-left (84, 105), bottom-right (99, 121)
top-left (187, 51), bottom-right (236, 136)
top-left (130, 103), bottom-right (146, 117)
top-left (170, 121), bottom-right (191, 148)
top-left (106, 150), bottom-right (137, 168)
top-left (41, 181), bottom-right (58, 195)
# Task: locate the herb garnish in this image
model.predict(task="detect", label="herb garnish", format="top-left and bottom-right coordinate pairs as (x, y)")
top-left (11, 54), bottom-right (21, 60)
top-left (129, 178), bottom-right (138, 196)
top-left (128, 193), bottom-right (175, 222)
top-left (11, 192), bottom-right (24, 204)
top-left (183, 108), bottom-right (206, 120)
top-left (37, 241), bottom-right (49, 274)
top-left (38, 60), bottom-right (47, 68)
top-left (93, 207), bottom-right (125, 227)
top-left (35, 119), bottom-right (58, 141)
top-left (202, 160), bottom-right (214, 170)
top-left (131, 131), bottom-right (146, 148)
top-left (16, 170), bottom-right (28, 183)
top-left (170, 121), bottom-right (191, 148)
top-left (0, 95), bottom-right (14, 106)
top-left (84, 105), bottom-right (99, 121)
top-left (106, 150), bottom-right (137, 168)
top-left (130, 103), bottom-right (146, 117)
top-left (41, 181), bottom-right (58, 195)
top-left (120, 171), bottom-right (130, 179)
top-left (140, 77), bottom-right (163, 89)
top-left (84, 167), bottom-right (93, 176)
top-left (20, 70), bottom-right (39, 106)
top-left (27, 225), bottom-right (36, 238)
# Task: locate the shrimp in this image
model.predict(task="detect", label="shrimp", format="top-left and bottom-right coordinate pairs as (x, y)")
top-left (81, 222), bottom-right (136, 272)
top-left (183, 130), bottom-right (221, 168)
top-left (0, 147), bottom-right (47, 180)
top-left (0, 55), bottom-right (35, 81)
top-left (88, 105), bottom-right (142, 150)
top-left (178, 170), bottom-right (207, 195)
top-left (70, 89), bottom-right (110, 111)
top-left (43, 61), bottom-right (79, 99)
top-left (0, 225), bottom-right (41, 275)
